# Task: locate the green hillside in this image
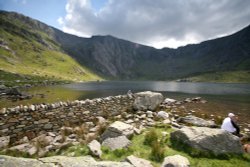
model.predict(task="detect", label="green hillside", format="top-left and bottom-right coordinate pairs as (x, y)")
top-left (187, 71), bottom-right (250, 83)
top-left (0, 12), bottom-right (102, 85)
top-left (1, 11), bottom-right (250, 83)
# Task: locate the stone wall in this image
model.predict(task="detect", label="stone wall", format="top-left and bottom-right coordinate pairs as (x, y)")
top-left (0, 95), bottom-right (134, 142)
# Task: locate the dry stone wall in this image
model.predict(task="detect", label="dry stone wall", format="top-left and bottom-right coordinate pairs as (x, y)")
top-left (0, 95), bottom-right (134, 142)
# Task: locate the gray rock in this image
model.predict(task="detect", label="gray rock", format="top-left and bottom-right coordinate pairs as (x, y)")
top-left (170, 127), bottom-right (243, 155)
top-left (163, 98), bottom-right (177, 104)
top-left (96, 116), bottom-right (106, 125)
top-left (126, 155), bottom-right (153, 167)
top-left (161, 155), bottom-right (190, 167)
top-left (87, 140), bottom-right (102, 158)
top-left (8, 143), bottom-right (33, 153)
top-left (177, 115), bottom-right (217, 127)
top-left (40, 155), bottom-right (133, 167)
top-left (0, 155), bottom-right (51, 167)
top-left (27, 146), bottom-right (37, 156)
top-left (171, 122), bottom-right (182, 129)
top-left (101, 121), bottom-right (134, 141)
top-left (0, 136), bottom-right (10, 149)
top-left (125, 119), bottom-right (134, 124)
top-left (157, 111), bottom-right (169, 119)
top-left (163, 119), bottom-right (171, 124)
top-left (0, 155), bottom-right (133, 167)
top-left (16, 136), bottom-right (29, 145)
top-left (133, 91), bottom-right (164, 111)
top-left (102, 136), bottom-right (131, 150)
top-left (133, 127), bottom-right (142, 135)
top-left (44, 123), bottom-right (53, 130)
top-left (29, 105), bottom-right (35, 111)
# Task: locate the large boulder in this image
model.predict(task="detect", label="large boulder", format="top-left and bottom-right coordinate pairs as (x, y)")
top-left (102, 136), bottom-right (131, 150)
top-left (133, 91), bottom-right (164, 111)
top-left (161, 155), bottom-right (190, 167)
top-left (100, 121), bottom-right (134, 141)
top-left (40, 156), bottom-right (133, 167)
top-left (170, 127), bottom-right (243, 155)
top-left (126, 155), bottom-right (153, 167)
top-left (0, 155), bottom-right (133, 167)
top-left (177, 115), bottom-right (217, 128)
top-left (0, 155), bottom-right (50, 167)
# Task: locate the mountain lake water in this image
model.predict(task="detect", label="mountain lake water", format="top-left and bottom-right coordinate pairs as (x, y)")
top-left (1, 81), bottom-right (250, 127)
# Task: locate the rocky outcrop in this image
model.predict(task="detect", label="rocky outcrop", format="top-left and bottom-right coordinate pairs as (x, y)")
top-left (170, 127), bottom-right (243, 155)
top-left (133, 91), bottom-right (164, 111)
top-left (177, 115), bottom-right (217, 127)
top-left (161, 155), bottom-right (190, 167)
top-left (100, 121), bottom-right (134, 141)
top-left (102, 136), bottom-right (131, 150)
top-left (0, 155), bottom-right (133, 167)
top-left (126, 155), bottom-right (153, 167)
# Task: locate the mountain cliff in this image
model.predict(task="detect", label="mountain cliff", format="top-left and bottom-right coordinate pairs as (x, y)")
top-left (1, 10), bottom-right (250, 81)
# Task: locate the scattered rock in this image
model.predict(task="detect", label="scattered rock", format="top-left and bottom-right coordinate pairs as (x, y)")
top-left (157, 111), bottom-right (169, 119)
top-left (171, 122), bottom-right (182, 129)
top-left (163, 98), bottom-right (177, 105)
top-left (102, 136), bottom-right (131, 150)
top-left (126, 155), bottom-right (153, 167)
top-left (8, 143), bottom-right (33, 154)
top-left (96, 116), bottom-right (106, 125)
top-left (0, 136), bottom-right (10, 149)
top-left (177, 115), bottom-right (217, 127)
top-left (133, 91), bottom-right (164, 111)
top-left (170, 126), bottom-right (243, 155)
top-left (161, 155), bottom-right (190, 167)
top-left (163, 119), bottom-right (171, 124)
top-left (100, 121), bottom-right (134, 141)
top-left (87, 140), bottom-right (102, 158)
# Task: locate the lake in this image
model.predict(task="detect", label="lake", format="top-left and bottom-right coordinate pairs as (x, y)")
top-left (1, 81), bottom-right (250, 126)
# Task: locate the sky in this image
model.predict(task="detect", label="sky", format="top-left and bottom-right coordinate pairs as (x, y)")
top-left (1, 0), bottom-right (250, 49)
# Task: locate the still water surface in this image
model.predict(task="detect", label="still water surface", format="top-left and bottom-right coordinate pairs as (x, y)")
top-left (1, 81), bottom-right (249, 124)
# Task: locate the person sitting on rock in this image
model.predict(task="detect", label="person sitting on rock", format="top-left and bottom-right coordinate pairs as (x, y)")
top-left (221, 113), bottom-right (241, 137)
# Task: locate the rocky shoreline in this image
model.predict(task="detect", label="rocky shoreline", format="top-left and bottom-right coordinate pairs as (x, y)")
top-left (0, 91), bottom-right (249, 167)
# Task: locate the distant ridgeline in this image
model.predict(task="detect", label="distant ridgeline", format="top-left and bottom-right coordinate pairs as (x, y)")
top-left (0, 10), bottom-right (250, 81)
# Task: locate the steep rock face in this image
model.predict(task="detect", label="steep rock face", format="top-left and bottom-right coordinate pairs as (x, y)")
top-left (1, 10), bottom-right (250, 80)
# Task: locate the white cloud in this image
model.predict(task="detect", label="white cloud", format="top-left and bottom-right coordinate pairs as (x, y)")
top-left (59, 0), bottom-right (250, 48)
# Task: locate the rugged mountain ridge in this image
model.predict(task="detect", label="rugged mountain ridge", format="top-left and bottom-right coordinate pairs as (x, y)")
top-left (1, 10), bottom-right (250, 80)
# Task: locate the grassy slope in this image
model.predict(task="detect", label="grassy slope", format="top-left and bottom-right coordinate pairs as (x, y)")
top-left (187, 71), bottom-right (250, 83)
top-left (54, 127), bottom-right (250, 167)
top-left (0, 16), bottom-right (102, 84)
top-left (1, 126), bottom-right (249, 167)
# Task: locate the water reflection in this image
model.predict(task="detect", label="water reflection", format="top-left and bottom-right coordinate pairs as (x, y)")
top-left (64, 81), bottom-right (250, 95)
